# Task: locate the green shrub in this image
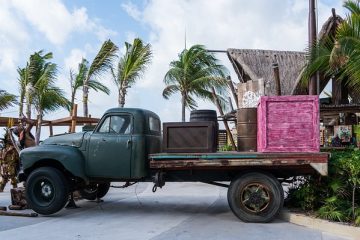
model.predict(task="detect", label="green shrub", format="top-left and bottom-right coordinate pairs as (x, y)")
top-left (286, 148), bottom-right (360, 225)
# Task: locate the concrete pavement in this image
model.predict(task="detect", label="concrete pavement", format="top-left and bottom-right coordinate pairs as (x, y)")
top-left (0, 182), bottom-right (352, 240)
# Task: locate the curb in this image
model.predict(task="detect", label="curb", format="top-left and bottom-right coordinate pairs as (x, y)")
top-left (280, 210), bottom-right (359, 239)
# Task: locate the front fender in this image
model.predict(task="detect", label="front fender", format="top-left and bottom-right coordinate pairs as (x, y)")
top-left (19, 145), bottom-right (88, 182)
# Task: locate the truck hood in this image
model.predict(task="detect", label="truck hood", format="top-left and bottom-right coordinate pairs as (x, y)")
top-left (42, 132), bottom-right (87, 147)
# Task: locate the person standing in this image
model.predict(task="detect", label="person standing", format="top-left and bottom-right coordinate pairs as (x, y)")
top-left (0, 130), bottom-right (19, 192)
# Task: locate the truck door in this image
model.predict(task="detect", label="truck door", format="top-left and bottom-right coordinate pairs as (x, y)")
top-left (86, 114), bottom-right (132, 178)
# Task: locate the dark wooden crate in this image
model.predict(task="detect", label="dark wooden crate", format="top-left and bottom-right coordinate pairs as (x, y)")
top-left (163, 122), bottom-right (216, 153)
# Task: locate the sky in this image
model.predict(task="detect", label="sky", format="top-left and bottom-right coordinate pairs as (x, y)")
top-left (0, 0), bottom-right (346, 139)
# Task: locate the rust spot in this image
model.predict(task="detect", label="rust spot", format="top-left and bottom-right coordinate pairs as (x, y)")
top-left (220, 159), bottom-right (229, 166)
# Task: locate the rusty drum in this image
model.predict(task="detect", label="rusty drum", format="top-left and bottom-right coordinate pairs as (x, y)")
top-left (237, 108), bottom-right (257, 152)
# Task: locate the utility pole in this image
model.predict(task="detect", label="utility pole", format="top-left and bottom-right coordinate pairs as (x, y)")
top-left (308, 0), bottom-right (317, 95)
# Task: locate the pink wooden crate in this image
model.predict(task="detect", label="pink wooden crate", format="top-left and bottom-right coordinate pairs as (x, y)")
top-left (257, 95), bottom-right (319, 152)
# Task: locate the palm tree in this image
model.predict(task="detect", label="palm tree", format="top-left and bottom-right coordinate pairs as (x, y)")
top-left (111, 38), bottom-right (152, 107)
top-left (0, 90), bottom-right (16, 111)
top-left (32, 61), bottom-right (69, 144)
top-left (17, 66), bottom-right (28, 117)
top-left (21, 50), bottom-right (69, 144)
top-left (25, 51), bottom-right (54, 119)
top-left (162, 45), bottom-right (229, 122)
top-left (69, 58), bottom-right (110, 114)
top-left (83, 40), bottom-right (118, 117)
top-left (302, 0), bottom-right (360, 96)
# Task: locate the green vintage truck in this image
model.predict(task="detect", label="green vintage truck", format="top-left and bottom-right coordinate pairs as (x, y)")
top-left (18, 108), bottom-right (328, 222)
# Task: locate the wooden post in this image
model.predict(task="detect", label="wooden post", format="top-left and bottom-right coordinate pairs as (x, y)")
top-left (272, 63), bottom-right (281, 96)
top-left (308, 0), bottom-right (317, 95)
top-left (211, 87), bottom-right (236, 150)
top-left (227, 77), bottom-right (238, 108)
top-left (71, 104), bottom-right (77, 133)
top-left (228, 97), bottom-right (234, 111)
top-left (49, 123), bottom-right (53, 136)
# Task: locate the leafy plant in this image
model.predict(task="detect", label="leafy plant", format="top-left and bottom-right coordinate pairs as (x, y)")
top-left (286, 148), bottom-right (360, 225)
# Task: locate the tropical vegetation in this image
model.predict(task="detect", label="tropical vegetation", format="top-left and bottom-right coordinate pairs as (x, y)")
top-left (19, 51), bottom-right (69, 144)
top-left (302, 0), bottom-right (360, 94)
top-left (286, 149), bottom-right (360, 226)
top-left (82, 40), bottom-right (118, 117)
top-left (111, 38), bottom-right (152, 108)
top-left (0, 90), bottom-right (16, 111)
top-left (162, 45), bottom-right (229, 122)
top-left (69, 58), bottom-right (110, 114)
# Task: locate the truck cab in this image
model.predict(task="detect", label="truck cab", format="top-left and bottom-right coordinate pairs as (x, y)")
top-left (20, 108), bottom-right (161, 182)
top-left (84, 108), bottom-right (161, 180)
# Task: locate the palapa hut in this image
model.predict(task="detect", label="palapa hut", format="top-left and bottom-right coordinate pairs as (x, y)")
top-left (226, 49), bottom-right (307, 96)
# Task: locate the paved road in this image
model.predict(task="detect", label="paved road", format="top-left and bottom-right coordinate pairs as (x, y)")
top-left (0, 182), bottom-right (352, 240)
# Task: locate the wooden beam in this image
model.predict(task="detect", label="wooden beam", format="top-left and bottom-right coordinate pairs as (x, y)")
top-left (211, 87), bottom-right (237, 150)
top-left (227, 77), bottom-right (238, 108)
top-left (49, 123), bottom-right (53, 136)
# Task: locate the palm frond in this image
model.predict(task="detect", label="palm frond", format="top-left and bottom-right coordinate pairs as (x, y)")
top-left (344, 0), bottom-right (360, 15)
top-left (162, 84), bottom-right (179, 99)
top-left (116, 38), bottom-right (152, 87)
top-left (0, 90), bottom-right (17, 111)
top-left (87, 40), bottom-right (118, 80)
top-left (87, 80), bottom-right (110, 94)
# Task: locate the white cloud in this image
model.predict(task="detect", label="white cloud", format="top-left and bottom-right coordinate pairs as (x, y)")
top-left (0, 0), bottom-right (29, 74)
top-left (64, 48), bottom-right (87, 72)
top-left (10, 0), bottom-right (116, 45)
top-left (121, 2), bottom-right (142, 21)
top-left (122, 0), bottom-right (346, 121)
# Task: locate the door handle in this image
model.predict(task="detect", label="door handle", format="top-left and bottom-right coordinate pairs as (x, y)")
top-left (101, 138), bottom-right (106, 142)
top-left (127, 139), bottom-right (132, 148)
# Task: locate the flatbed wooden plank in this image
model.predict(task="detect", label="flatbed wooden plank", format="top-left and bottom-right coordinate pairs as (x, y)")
top-left (149, 151), bottom-right (328, 162)
top-left (149, 152), bottom-right (329, 176)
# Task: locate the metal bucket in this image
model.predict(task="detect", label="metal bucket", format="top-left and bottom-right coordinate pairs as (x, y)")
top-left (237, 108), bottom-right (257, 152)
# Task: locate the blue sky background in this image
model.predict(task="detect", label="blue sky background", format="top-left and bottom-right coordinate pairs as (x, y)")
top-left (0, 0), bottom-right (346, 139)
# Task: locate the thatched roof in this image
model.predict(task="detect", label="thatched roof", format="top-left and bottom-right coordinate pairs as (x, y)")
top-left (318, 9), bottom-right (343, 40)
top-left (227, 49), bottom-right (307, 96)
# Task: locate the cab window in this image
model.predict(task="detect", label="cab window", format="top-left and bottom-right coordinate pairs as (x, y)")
top-left (149, 116), bottom-right (160, 133)
top-left (98, 115), bottom-right (132, 134)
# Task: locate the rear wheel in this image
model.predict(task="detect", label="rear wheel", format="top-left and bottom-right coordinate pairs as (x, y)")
top-left (227, 172), bottom-right (284, 223)
top-left (79, 182), bottom-right (110, 200)
top-left (26, 167), bottom-right (69, 215)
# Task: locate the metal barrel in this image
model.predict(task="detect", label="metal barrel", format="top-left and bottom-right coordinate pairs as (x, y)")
top-left (190, 110), bottom-right (217, 122)
top-left (190, 110), bottom-right (218, 150)
top-left (237, 108), bottom-right (257, 152)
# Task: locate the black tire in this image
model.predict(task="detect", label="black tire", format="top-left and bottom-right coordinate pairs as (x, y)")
top-left (227, 172), bottom-right (284, 223)
top-left (79, 182), bottom-right (110, 200)
top-left (25, 167), bottom-right (69, 215)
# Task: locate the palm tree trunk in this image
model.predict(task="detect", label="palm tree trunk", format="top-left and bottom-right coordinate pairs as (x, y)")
top-left (26, 102), bottom-right (31, 119)
top-left (119, 86), bottom-right (127, 108)
top-left (19, 95), bottom-right (24, 118)
top-left (70, 90), bottom-right (76, 114)
top-left (35, 113), bottom-right (42, 145)
top-left (181, 93), bottom-right (185, 122)
top-left (83, 85), bottom-right (88, 117)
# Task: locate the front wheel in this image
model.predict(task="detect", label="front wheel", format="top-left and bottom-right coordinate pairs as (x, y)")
top-left (227, 172), bottom-right (284, 223)
top-left (25, 167), bottom-right (69, 215)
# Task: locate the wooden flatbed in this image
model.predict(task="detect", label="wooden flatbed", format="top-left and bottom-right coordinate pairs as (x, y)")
top-left (149, 151), bottom-right (329, 176)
